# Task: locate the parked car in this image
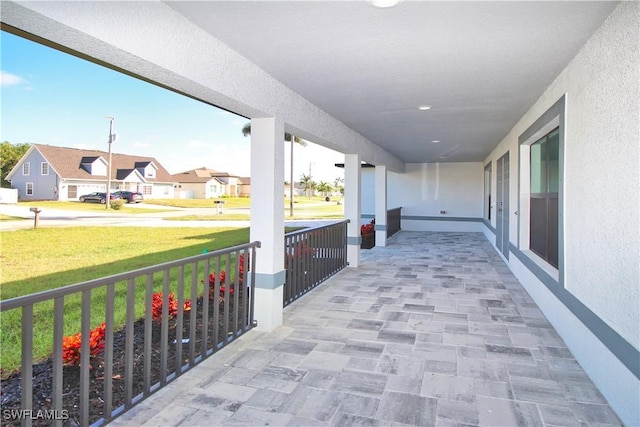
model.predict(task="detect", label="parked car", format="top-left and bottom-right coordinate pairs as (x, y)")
top-left (114, 191), bottom-right (144, 203)
top-left (78, 192), bottom-right (121, 204)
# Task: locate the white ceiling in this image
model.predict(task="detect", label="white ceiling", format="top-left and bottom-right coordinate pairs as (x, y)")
top-left (165, 1), bottom-right (617, 163)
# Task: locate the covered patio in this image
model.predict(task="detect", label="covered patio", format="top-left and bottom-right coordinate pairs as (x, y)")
top-left (1, 1), bottom-right (637, 424)
top-left (110, 232), bottom-right (621, 426)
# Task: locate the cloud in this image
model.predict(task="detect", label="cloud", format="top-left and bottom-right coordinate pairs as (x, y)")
top-left (1, 70), bottom-right (27, 87)
top-left (132, 141), bottom-right (151, 149)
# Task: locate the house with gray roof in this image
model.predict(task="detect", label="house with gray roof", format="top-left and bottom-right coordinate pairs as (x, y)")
top-left (5, 144), bottom-right (176, 201)
top-left (172, 167), bottom-right (249, 199)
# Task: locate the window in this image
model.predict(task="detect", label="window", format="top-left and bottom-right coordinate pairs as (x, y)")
top-left (530, 128), bottom-right (559, 267)
top-left (518, 94), bottom-right (564, 277)
top-left (26, 182), bottom-right (34, 196)
top-left (41, 162), bottom-right (49, 175)
top-left (23, 162), bottom-right (30, 175)
top-left (142, 185), bottom-right (152, 196)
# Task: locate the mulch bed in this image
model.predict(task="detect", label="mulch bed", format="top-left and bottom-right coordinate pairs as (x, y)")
top-left (0, 294), bottom-right (245, 426)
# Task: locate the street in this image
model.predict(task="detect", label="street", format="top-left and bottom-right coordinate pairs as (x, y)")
top-left (0, 203), bottom-right (337, 231)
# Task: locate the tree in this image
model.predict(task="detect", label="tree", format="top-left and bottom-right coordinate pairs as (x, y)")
top-left (333, 177), bottom-right (344, 196)
top-left (242, 123), bottom-right (307, 216)
top-left (300, 174), bottom-right (314, 197)
top-left (316, 181), bottom-right (332, 197)
top-left (1, 141), bottom-right (30, 188)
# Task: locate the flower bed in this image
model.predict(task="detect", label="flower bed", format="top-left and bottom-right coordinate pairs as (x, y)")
top-left (0, 261), bottom-right (249, 426)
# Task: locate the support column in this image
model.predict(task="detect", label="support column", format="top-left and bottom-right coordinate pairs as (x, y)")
top-left (250, 117), bottom-right (285, 331)
top-left (345, 154), bottom-right (361, 267)
top-left (375, 165), bottom-right (388, 247)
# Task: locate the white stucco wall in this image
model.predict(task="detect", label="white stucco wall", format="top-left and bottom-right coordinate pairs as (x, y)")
top-left (362, 163), bottom-right (483, 217)
top-left (391, 163), bottom-right (483, 218)
top-left (361, 163), bottom-right (484, 231)
top-left (557, 4), bottom-right (639, 351)
top-left (484, 3), bottom-right (639, 425)
top-left (487, 0), bottom-right (639, 352)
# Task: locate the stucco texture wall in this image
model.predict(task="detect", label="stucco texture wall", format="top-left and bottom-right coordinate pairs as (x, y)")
top-left (390, 162), bottom-right (483, 219)
top-left (361, 163), bottom-right (483, 220)
top-left (486, 2), bottom-right (639, 350)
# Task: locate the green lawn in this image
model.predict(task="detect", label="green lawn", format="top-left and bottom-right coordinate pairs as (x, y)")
top-left (150, 196), bottom-right (344, 210)
top-left (0, 225), bottom-right (303, 374)
top-left (165, 214), bottom-right (251, 221)
top-left (0, 226), bottom-right (251, 374)
top-left (19, 200), bottom-right (173, 214)
top-left (148, 198), bottom-right (251, 209)
top-left (1, 227), bottom-right (251, 297)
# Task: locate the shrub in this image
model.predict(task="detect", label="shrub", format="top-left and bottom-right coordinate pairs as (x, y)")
top-left (205, 254), bottom-right (249, 301)
top-left (61, 323), bottom-right (106, 366)
top-left (110, 199), bottom-right (125, 210)
top-left (151, 292), bottom-right (191, 323)
top-left (361, 219), bottom-right (375, 236)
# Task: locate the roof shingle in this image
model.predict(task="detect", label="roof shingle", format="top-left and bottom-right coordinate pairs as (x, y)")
top-left (33, 144), bottom-right (176, 183)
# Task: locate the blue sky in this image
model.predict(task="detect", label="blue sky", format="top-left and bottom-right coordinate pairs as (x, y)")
top-left (1, 31), bottom-right (344, 183)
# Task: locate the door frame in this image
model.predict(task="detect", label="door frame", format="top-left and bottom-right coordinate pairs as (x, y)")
top-left (496, 151), bottom-right (510, 259)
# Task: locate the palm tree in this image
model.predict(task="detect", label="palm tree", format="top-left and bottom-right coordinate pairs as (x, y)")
top-left (317, 181), bottom-right (332, 197)
top-left (242, 123), bottom-right (306, 216)
top-left (300, 174), bottom-right (314, 197)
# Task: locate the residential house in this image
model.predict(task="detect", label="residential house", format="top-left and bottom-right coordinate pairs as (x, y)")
top-left (5, 144), bottom-right (176, 201)
top-left (2, 2), bottom-right (638, 424)
top-left (283, 182), bottom-right (306, 198)
top-left (172, 167), bottom-right (247, 199)
top-left (237, 177), bottom-right (251, 197)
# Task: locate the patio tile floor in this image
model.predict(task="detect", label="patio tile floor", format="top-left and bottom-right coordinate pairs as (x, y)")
top-left (110, 231), bottom-right (622, 426)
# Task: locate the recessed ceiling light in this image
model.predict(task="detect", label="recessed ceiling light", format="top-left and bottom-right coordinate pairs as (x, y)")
top-left (371, 0), bottom-right (401, 8)
top-left (417, 105), bottom-right (432, 111)
top-left (431, 140), bottom-right (440, 144)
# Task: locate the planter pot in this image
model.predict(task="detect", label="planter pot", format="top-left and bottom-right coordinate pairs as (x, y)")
top-left (361, 233), bottom-right (375, 249)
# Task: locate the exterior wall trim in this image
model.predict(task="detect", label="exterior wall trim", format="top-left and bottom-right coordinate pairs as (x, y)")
top-left (507, 240), bottom-right (639, 380)
top-left (482, 219), bottom-right (496, 234)
top-left (363, 214), bottom-right (483, 223)
top-left (254, 270), bottom-right (285, 290)
top-left (517, 94), bottom-right (566, 287)
top-left (347, 236), bottom-right (362, 245)
top-left (483, 195), bottom-right (640, 382)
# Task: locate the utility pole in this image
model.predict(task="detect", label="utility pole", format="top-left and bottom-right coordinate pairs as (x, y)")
top-left (289, 139), bottom-right (294, 217)
top-left (308, 162), bottom-right (313, 197)
top-left (106, 116), bottom-right (115, 210)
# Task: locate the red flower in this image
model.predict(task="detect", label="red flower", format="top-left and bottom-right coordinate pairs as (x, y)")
top-left (61, 323), bottom-right (106, 366)
top-left (152, 292), bottom-right (191, 323)
top-left (361, 219), bottom-right (375, 236)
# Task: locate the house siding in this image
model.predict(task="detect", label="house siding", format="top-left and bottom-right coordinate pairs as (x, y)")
top-left (10, 149), bottom-right (58, 200)
top-left (149, 183), bottom-right (174, 200)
